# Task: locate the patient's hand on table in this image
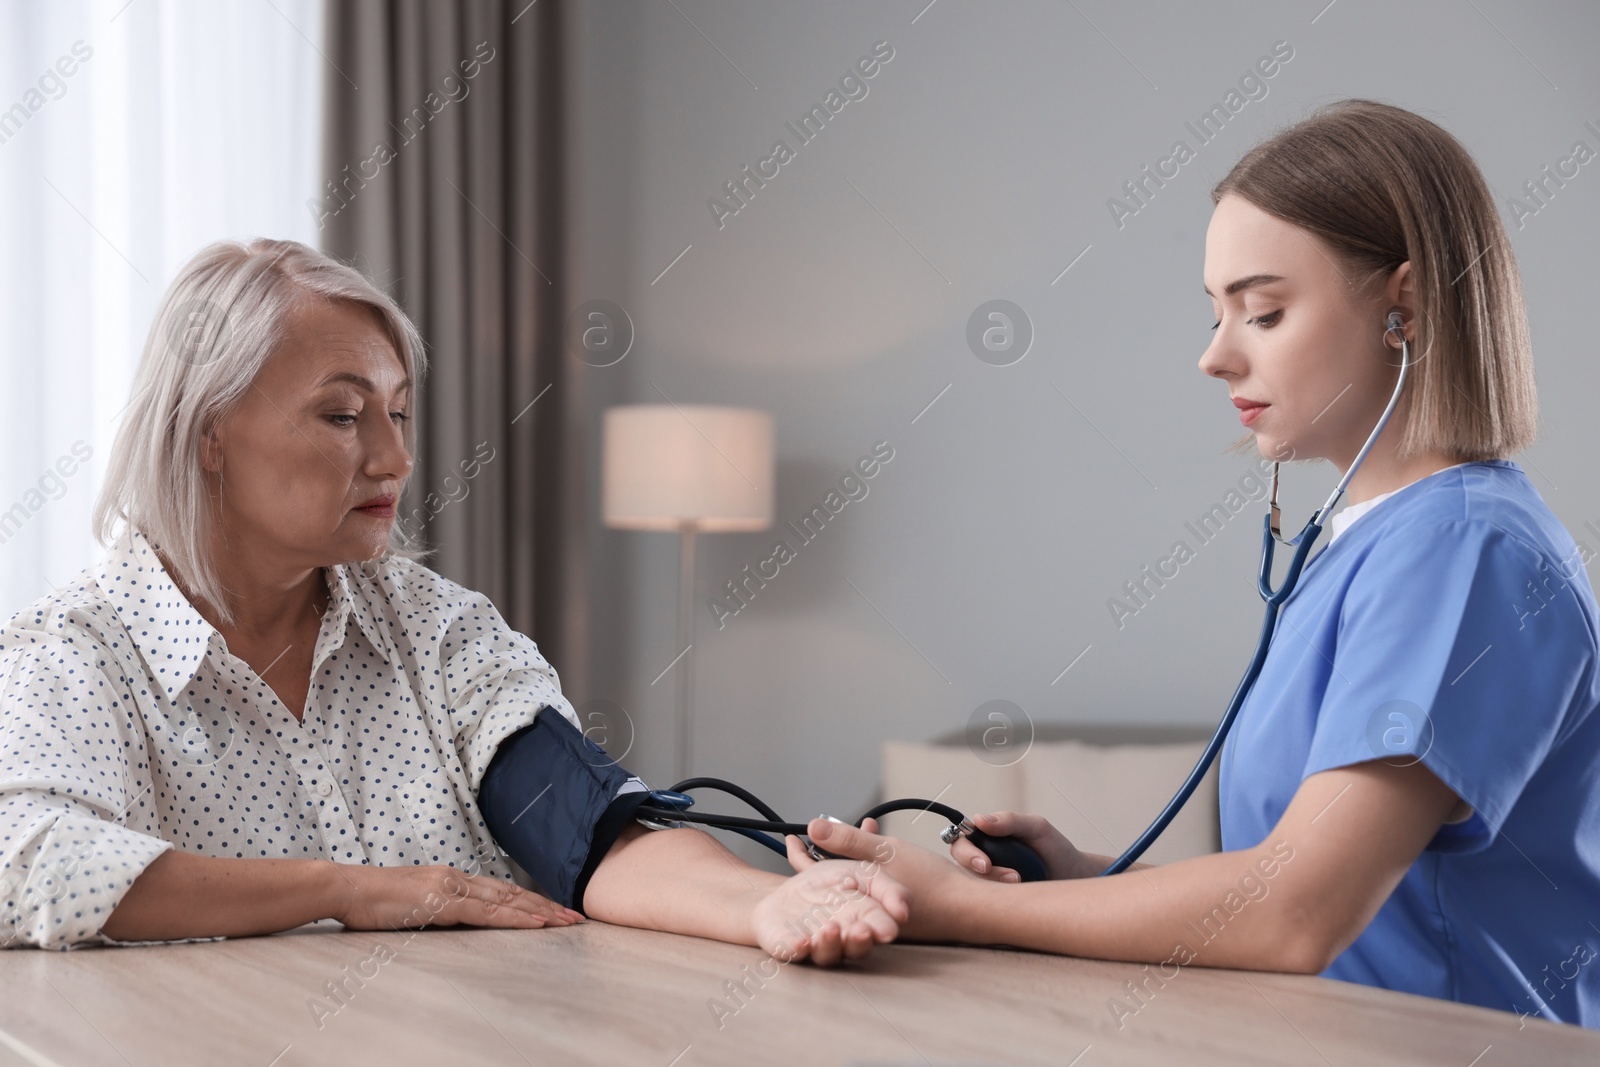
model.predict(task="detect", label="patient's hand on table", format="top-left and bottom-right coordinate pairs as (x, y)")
top-left (948, 811), bottom-right (1095, 881)
top-left (331, 863), bottom-right (585, 932)
top-left (751, 847), bottom-right (908, 966)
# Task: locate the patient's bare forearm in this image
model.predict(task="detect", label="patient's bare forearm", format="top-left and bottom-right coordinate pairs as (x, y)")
top-left (100, 849), bottom-right (338, 942)
top-left (582, 825), bottom-right (783, 944)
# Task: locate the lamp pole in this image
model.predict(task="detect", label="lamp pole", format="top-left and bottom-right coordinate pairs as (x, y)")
top-left (675, 522), bottom-right (697, 781)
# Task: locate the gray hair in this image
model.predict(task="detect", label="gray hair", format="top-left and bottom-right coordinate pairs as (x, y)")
top-left (92, 239), bottom-right (430, 626)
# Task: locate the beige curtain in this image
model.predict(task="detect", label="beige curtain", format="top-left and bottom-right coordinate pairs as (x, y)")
top-left (320, 0), bottom-right (583, 679)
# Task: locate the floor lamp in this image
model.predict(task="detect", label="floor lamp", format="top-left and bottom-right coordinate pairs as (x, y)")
top-left (602, 405), bottom-right (774, 780)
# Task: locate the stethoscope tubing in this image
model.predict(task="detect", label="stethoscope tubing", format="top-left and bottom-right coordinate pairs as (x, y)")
top-left (1101, 314), bottom-right (1412, 874)
top-left (1097, 514), bottom-right (1322, 874)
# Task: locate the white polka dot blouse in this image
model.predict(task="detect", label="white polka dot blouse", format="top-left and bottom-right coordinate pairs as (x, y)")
top-left (0, 527), bottom-right (585, 950)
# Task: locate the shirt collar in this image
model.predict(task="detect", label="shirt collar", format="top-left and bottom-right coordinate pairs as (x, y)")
top-left (1327, 489), bottom-right (1399, 544)
top-left (94, 528), bottom-right (222, 703)
top-left (323, 559), bottom-right (401, 665)
top-left (1326, 461), bottom-right (1473, 544)
top-left (94, 528), bottom-right (397, 703)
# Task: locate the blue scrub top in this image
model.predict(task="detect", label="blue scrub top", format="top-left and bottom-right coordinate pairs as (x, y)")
top-left (1219, 460), bottom-right (1600, 1028)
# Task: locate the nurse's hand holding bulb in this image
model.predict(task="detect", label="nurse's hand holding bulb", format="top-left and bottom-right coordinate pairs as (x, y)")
top-left (945, 812), bottom-right (1098, 881)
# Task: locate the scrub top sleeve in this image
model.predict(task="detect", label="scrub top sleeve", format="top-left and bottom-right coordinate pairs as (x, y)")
top-left (437, 593), bottom-right (580, 795)
top-left (1303, 520), bottom-right (1594, 852)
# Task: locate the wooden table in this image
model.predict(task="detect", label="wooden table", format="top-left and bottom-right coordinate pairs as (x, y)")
top-left (1, 922), bottom-right (1595, 1066)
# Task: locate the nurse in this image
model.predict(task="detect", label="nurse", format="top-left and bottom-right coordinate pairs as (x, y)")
top-left (793, 98), bottom-right (1600, 1028)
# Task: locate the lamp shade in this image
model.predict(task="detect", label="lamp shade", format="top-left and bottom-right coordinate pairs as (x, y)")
top-left (602, 405), bottom-right (775, 532)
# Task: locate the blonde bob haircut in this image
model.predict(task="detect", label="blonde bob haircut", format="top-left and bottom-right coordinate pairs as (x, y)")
top-left (93, 238), bottom-right (429, 626)
top-left (1214, 98), bottom-right (1537, 462)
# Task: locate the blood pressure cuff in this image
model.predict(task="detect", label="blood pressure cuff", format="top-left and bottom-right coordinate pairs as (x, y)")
top-left (477, 707), bottom-right (653, 913)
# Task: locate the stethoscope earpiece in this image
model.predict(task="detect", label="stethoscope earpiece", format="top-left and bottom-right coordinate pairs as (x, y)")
top-left (1385, 310), bottom-right (1407, 348)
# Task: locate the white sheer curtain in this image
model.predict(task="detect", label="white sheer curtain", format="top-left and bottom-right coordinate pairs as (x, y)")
top-left (0, 0), bottom-right (324, 619)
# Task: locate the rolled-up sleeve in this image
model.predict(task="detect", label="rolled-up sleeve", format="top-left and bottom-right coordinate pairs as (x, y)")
top-left (0, 635), bottom-right (177, 950)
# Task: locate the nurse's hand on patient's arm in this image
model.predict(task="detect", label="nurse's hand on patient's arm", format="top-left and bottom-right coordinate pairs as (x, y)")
top-left (789, 818), bottom-right (987, 943)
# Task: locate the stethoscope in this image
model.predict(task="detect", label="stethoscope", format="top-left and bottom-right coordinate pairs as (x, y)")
top-left (636, 313), bottom-right (1414, 880)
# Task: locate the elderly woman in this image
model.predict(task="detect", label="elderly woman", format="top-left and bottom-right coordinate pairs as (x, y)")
top-left (0, 239), bottom-right (903, 963)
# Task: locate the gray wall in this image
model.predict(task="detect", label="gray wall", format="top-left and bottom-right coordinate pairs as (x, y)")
top-left (562, 0), bottom-right (1600, 862)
